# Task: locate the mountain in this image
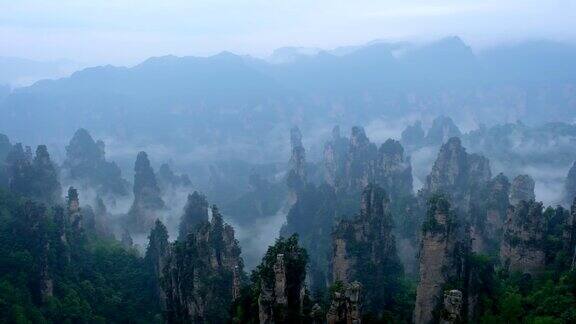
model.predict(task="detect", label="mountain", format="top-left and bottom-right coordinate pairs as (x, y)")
top-left (1, 38), bottom-right (576, 162)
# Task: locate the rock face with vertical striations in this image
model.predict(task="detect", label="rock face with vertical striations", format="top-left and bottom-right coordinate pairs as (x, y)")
top-left (425, 116), bottom-right (462, 146)
top-left (145, 219), bottom-right (170, 310)
top-left (564, 161), bottom-right (576, 206)
top-left (324, 126), bottom-right (349, 188)
top-left (63, 128), bottom-right (128, 198)
top-left (440, 290), bottom-right (463, 324)
top-left (256, 235), bottom-right (307, 324)
top-left (475, 173), bottom-right (511, 253)
top-left (286, 126), bottom-right (307, 196)
top-left (178, 191), bottom-right (209, 240)
top-left (6, 144), bottom-right (62, 205)
top-left (413, 195), bottom-right (460, 324)
top-left (500, 199), bottom-right (546, 275)
top-left (345, 127), bottom-right (378, 192)
top-left (376, 139), bottom-right (413, 200)
top-left (0, 133), bottom-right (11, 188)
top-left (326, 281), bottom-right (362, 324)
top-left (163, 205), bottom-right (243, 323)
top-left (509, 174), bottom-right (536, 206)
top-left (331, 184), bottom-right (403, 316)
top-left (401, 121), bottom-right (425, 149)
top-left (127, 151), bottom-right (165, 232)
top-left (423, 137), bottom-right (491, 211)
top-left (157, 163), bottom-right (192, 192)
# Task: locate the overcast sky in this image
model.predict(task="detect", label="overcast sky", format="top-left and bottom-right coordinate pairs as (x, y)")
top-left (1, 0), bottom-right (575, 65)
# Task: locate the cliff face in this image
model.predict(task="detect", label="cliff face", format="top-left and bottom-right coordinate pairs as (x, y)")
top-left (425, 116), bottom-right (462, 146)
top-left (509, 174), bottom-right (536, 206)
top-left (413, 195), bottom-right (459, 324)
top-left (6, 144), bottom-right (62, 205)
top-left (331, 184), bottom-right (403, 316)
top-left (324, 126), bottom-right (349, 188)
top-left (286, 127), bottom-right (306, 196)
top-left (323, 126), bottom-right (414, 199)
top-left (146, 219), bottom-right (170, 310)
top-left (424, 137), bottom-right (491, 210)
top-left (500, 200), bottom-right (546, 275)
top-left (63, 128), bottom-right (128, 197)
top-left (163, 205), bottom-right (243, 323)
top-left (401, 121), bottom-right (425, 150)
top-left (158, 163), bottom-right (192, 192)
top-left (0, 133), bottom-right (11, 188)
top-left (565, 161), bottom-right (576, 205)
top-left (377, 139), bottom-right (413, 200)
top-left (127, 151), bottom-right (165, 232)
top-left (474, 173), bottom-right (510, 253)
top-left (178, 191), bottom-right (209, 240)
top-left (326, 281), bottom-right (362, 324)
top-left (344, 127), bottom-right (378, 192)
top-left (256, 235), bottom-right (307, 324)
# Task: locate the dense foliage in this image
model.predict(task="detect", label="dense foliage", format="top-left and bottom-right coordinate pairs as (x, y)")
top-left (0, 189), bottom-right (160, 323)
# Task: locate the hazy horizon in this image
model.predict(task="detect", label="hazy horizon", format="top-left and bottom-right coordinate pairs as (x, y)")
top-left (2, 0), bottom-right (575, 66)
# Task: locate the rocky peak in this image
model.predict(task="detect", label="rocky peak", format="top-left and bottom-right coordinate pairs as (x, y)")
top-left (401, 121), bottom-right (425, 149)
top-left (6, 143), bottom-right (61, 205)
top-left (478, 173), bottom-right (511, 253)
top-left (345, 126), bottom-right (378, 191)
top-left (331, 184), bottom-right (402, 315)
top-left (565, 161), bottom-right (576, 205)
top-left (65, 128), bottom-right (105, 167)
top-left (323, 125), bottom-right (349, 188)
top-left (377, 139), bottom-right (413, 198)
top-left (287, 126), bottom-right (306, 194)
top-left (414, 195), bottom-right (460, 324)
top-left (32, 145), bottom-right (62, 205)
top-left (157, 163), bottom-right (192, 191)
top-left (145, 219), bottom-right (170, 309)
top-left (128, 151), bottom-right (165, 232)
top-left (66, 187), bottom-right (82, 231)
top-left (163, 203), bottom-right (243, 323)
top-left (500, 199), bottom-right (546, 275)
top-left (178, 191), bottom-right (209, 240)
top-left (63, 128), bottom-right (127, 197)
top-left (425, 116), bottom-right (462, 145)
top-left (509, 174), bottom-right (536, 206)
top-left (0, 133), bottom-right (11, 188)
top-left (424, 137), bottom-right (491, 211)
top-left (256, 235), bottom-right (307, 324)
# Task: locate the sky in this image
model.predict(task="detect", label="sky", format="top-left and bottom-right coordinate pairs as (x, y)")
top-left (0, 0), bottom-right (575, 66)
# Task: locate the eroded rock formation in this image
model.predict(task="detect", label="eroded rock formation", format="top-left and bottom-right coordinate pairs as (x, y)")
top-left (425, 116), bottom-right (462, 146)
top-left (127, 151), bottom-right (166, 232)
top-left (178, 191), bottom-right (209, 240)
top-left (163, 205), bottom-right (243, 323)
top-left (63, 128), bottom-right (128, 197)
top-left (6, 144), bottom-right (62, 205)
top-left (509, 174), bottom-right (536, 206)
top-left (287, 126), bottom-right (306, 195)
top-left (377, 139), bottom-right (413, 200)
top-left (413, 195), bottom-right (460, 324)
top-left (440, 290), bottom-right (463, 324)
top-left (146, 219), bottom-right (170, 310)
top-left (345, 127), bottom-right (378, 191)
top-left (565, 161), bottom-right (576, 205)
top-left (500, 200), bottom-right (546, 275)
top-left (331, 184), bottom-right (402, 316)
top-left (158, 163), bottom-right (192, 192)
top-left (326, 281), bottom-right (362, 324)
top-left (256, 235), bottom-right (307, 324)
